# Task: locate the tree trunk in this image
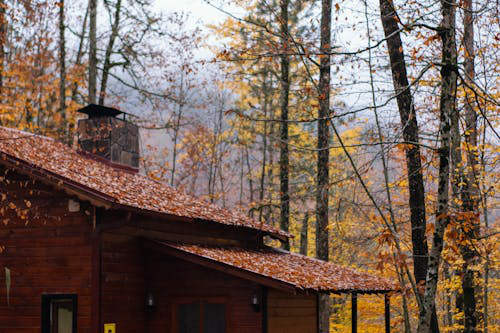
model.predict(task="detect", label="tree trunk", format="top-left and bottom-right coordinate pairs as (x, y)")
top-left (378, 1), bottom-right (439, 330)
top-left (481, 121), bottom-right (490, 333)
top-left (170, 71), bottom-right (186, 187)
top-left (458, 1), bottom-right (479, 331)
top-left (417, 0), bottom-right (458, 331)
top-left (244, 144), bottom-right (254, 217)
top-left (0, 0), bottom-right (5, 110)
top-left (208, 97), bottom-right (225, 203)
top-left (462, 0), bottom-right (477, 205)
top-left (482, 178), bottom-right (489, 333)
top-left (264, 97), bottom-right (275, 225)
top-left (239, 147), bottom-right (244, 206)
top-left (279, 0), bottom-right (290, 250)
top-left (300, 211), bottom-right (309, 255)
top-left (217, 156), bottom-right (226, 207)
top-left (258, 73), bottom-right (269, 222)
top-left (316, 0), bottom-right (331, 331)
top-left (88, 0), bottom-right (97, 104)
top-left (70, 1), bottom-right (89, 103)
top-left (443, 262), bottom-right (453, 328)
top-left (99, 0), bottom-right (122, 105)
top-left (58, 0), bottom-right (66, 134)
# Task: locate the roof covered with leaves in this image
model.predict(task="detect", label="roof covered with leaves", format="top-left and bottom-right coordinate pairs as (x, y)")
top-left (160, 241), bottom-right (396, 293)
top-left (0, 126), bottom-right (287, 238)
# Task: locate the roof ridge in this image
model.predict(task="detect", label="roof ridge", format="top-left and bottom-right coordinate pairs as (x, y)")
top-left (1, 125), bottom-right (202, 191)
top-left (0, 126), bottom-right (53, 141)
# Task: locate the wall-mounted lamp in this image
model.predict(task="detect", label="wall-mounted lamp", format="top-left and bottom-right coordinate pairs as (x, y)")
top-left (251, 291), bottom-right (260, 312)
top-left (145, 291), bottom-right (156, 310)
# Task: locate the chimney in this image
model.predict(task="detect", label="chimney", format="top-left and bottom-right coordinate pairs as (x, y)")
top-left (77, 104), bottom-right (139, 169)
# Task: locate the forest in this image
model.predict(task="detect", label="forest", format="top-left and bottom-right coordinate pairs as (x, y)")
top-left (0, 0), bottom-right (498, 332)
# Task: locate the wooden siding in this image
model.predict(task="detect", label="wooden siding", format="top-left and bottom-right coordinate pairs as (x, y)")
top-left (100, 232), bottom-right (146, 333)
top-left (0, 167), bottom-right (317, 333)
top-left (0, 169), bottom-right (94, 333)
top-left (267, 289), bottom-right (317, 333)
top-left (145, 251), bottom-right (262, 333)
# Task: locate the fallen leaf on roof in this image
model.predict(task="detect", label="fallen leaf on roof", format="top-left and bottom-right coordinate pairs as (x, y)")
top-left (162, 241), bottom-right (397, 293)
top-left (0, 126), bottom-right (287, 238)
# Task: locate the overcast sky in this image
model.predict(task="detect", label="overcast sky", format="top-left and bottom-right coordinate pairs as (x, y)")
top-left (154, 0), bottom-right (228, 25)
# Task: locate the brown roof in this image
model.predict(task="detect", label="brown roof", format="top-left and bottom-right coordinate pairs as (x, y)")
top-left (0, 126), bottom-right (287, 238)
top-left (152, 241), bottom-right (396, 293)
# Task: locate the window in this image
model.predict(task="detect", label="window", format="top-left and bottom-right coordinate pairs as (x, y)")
top-left (178, 302), bottom-right (200, 333)
top-left (41, 294), bottom-right (77, 333)
top-left (176, 300), bottom-right (226, 333)
top-left (203, 302), bottom-right (225, 333)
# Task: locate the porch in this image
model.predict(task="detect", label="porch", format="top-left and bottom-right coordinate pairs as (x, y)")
top-left (99, 234), bottom-right (395, 333)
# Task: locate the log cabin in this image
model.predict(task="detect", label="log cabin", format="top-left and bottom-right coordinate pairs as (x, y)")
top-left (0, 104), bottom-right (395, 333)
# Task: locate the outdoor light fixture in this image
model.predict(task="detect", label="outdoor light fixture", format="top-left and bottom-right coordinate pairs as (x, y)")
top-left (145, 291), bottom-right (156, 310)
top-left (251, 292), bottom-right (260, 312)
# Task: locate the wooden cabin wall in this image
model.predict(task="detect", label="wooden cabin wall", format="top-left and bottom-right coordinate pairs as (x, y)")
top-left (267, 289), bottom-right (317, 333)
top-left (100, 232), bottom-right (146, 333)
top-left (145, 252), bottom-right (262, 333)
top-left (0, 169), bottom-right (94, 333)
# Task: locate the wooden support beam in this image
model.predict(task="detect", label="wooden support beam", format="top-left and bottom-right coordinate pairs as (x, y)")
top-left (385, 294), bottom-right (391, 333)
top-left (112, 226), bottom-right (243, 246)
top-left (352, 292), bottom-right (357, 333)
top-left (91, 208), bottom-right (102, 333)
top-left (262, 286), bottom-right (268, 333)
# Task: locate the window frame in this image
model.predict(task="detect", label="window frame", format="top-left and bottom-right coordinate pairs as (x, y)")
top-left (41, 294), bottom-right (78, 333)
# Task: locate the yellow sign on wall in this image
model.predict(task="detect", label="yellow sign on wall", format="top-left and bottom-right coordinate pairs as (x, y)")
top-left (104, 323), bottom-right (116, 333)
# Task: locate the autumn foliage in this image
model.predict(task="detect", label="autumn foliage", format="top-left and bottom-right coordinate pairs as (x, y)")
top-left (0, 0), bottom-right (498, 332)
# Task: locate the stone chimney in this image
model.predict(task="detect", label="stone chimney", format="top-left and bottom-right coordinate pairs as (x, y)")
top-left (77, 104), bottom-right (139, 169)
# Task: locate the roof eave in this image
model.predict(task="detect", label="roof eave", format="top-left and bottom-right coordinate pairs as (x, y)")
top-left (145, 240), bottom-right (398, 295)
top-left (0, 151), bottom-right (288, 240)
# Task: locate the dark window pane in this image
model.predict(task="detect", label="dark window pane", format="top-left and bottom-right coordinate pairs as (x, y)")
top-left (203, 302), bottom-right (225, 333)
top-left (178, 302), bottom-right (200, 333)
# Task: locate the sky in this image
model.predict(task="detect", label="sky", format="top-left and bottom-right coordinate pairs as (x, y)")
top-left (154, 0), bottom-right (229, 25)
top-left (140, 1), bottom-right (233, 167)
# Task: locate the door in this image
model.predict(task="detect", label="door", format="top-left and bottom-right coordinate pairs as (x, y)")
top-left (174, 298), bottom-right (227, 333)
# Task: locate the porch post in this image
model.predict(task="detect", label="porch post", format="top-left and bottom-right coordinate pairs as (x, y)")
top-left (384, 294), bottom-right (390, 333)
top-left (351, 292), bottom-right (357, 333)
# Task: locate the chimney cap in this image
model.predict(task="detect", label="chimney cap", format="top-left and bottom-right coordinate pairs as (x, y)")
top-left (78, 104), bottom-right (125, 119)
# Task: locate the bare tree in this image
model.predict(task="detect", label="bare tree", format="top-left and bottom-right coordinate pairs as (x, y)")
top-left (70, 1), bottom-right (89, 104)
top-left (258, 71), bottom-right (271, 222)
top-left (279, 0), bottom-right (290, 250)
top-left (169, 75), bottom-right (185, 187)
top-left (417, 0), bottom-right (458, 331)
top-left (89, 0), bottom-right (97, 104)
top-left (99, 0), bottom-right (122, 105)
top-left (457, 1), bottom-right (480, 331)
top-left (0, 0), bottom-right (5, 108)
top-left (58, 0), bottom-right (66, 129)
top-left (378, 0), bottom-right (439, 330)
top-left (316, 0), bottom-right (332, 331)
